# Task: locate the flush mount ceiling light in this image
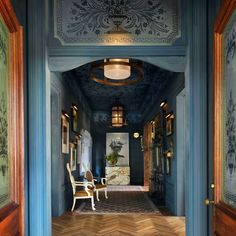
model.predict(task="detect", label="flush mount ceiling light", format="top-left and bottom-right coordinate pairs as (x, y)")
top-left (90, 58), bottom-right (143, 86)
top-left (104, 59), bottom-right (131, 80)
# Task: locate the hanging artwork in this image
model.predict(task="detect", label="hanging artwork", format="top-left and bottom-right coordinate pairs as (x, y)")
top-left (106, 133), bottom-right (129, 166)
top-left (61, 112), bottom-right (70, 154)
top-left (76, 135), bottom-right (82, 164)
top-left (71, 104), bottom-right (79, 133)
top-left (70, 143), bottom-right (77, 171)
top-left (0, 14), bottom-right (10, 209)
top-left (166, 157), bottom-right (171, 175)
top-left (165, 112), bottom-right (174, 136)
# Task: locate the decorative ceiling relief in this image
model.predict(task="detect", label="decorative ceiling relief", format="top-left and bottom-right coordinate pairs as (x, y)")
top-left (54, 0), bottom-right (181, 45)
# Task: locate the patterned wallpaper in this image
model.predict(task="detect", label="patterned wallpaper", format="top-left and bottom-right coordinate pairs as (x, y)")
top-left (54, 0), bottom-right (181, 45)
top-left (64, 60), bottom-right (177, 124)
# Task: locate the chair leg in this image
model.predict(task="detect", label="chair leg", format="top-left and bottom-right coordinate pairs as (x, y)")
top-left (71, 198), bottom-right (76, 211)
top-left (96, 190), bottom-right (100, 201)
top-left (91, 197), bottom-right (96, 211)
top-left (105, 188), bottom-right (108, 199)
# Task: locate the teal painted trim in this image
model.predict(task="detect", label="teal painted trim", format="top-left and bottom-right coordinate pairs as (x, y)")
top-left (207, 1), bottom-right (222, 235)
top-left (48, 56), bottom-right (186, 73)
top-left (185, 0), bottom-right (208, 235)
top-left (176, 89), bottom-right (186, 216)
top-left (28, 0), bottom-right (51, 235)
top-left (48, 46), bottom-right (187, 58)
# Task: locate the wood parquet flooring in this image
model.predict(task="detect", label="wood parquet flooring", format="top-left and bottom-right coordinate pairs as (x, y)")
top-left (52, 213), bottom-right (185, 236)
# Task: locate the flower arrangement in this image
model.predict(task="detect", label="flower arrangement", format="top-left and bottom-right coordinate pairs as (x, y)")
top-left (105, 152), bottom-right (119, 166)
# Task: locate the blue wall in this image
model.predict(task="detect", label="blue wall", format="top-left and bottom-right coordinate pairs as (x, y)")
top-left (92, 124), bottom-right (144, 185)
top-left (51, 72), bottom-right (92, 216)
top-left (11, 0), bottom-right (221, 234)
top-left (143, 73), bottom-right (185, 214)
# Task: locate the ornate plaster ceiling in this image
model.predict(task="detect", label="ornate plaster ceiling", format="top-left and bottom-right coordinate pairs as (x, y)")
top-left (64, 59), bottom-right (177, 124)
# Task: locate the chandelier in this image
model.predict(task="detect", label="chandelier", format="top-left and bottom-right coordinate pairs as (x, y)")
top-left (90, 59), bottom-right (143, 86)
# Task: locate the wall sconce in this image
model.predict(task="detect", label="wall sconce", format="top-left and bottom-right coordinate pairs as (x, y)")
top-left (165, 112), bottom-right (174, 119)
top-left (165, 137), bottom-right (174, 159)
top-left (160, 100), bottom-right (168, 112)
top-left (62, 111), bottom-right (70, 118)
top-left (133, 132), bottom-right (140, 139)
top-left (165, 149), bottom-right (174, 159)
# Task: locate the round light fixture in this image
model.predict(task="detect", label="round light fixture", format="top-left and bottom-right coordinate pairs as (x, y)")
top-left (104, 59), bottom-right (131, 80)
top-left (133, 132), bottom-right (140, 138)
top-left (90, 59), bottom-right (143, 86)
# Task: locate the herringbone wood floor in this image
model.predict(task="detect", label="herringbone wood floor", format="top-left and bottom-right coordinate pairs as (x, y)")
top-left (52, 213), bottom-right (185, 236)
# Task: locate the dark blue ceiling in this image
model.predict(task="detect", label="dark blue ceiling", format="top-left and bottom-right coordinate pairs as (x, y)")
top-left (64, 59), bottom-right (178, 123)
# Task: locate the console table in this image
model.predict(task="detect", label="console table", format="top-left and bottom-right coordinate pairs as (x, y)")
top-left (105, 166), bottom-right (130, 185)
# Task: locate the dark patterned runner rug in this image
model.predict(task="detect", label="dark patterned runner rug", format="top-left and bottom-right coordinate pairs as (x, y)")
top-left (75, 191), bottom-right (162, 215)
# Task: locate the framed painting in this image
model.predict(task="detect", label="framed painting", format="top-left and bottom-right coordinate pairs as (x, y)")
top-left (70, 143), bottom-right (77, 171)
top-left (214, 0), bottom-right (236, 233)
top-left (76, 135), bottom-right (82, 164)
top-left (71, 104), bottom-right (79, 133)
top-left (166, 157), bottom-right (171, 176)
top-left (61, 111), bottom-right (70, 154)
top-left (0, 1), bottom-right (24, 234)
top-left (106, 133), bottom-right (129, 166)
top-left (165, 112), bottom-right (174, 136)
top-left (155, 145), bottom-right (164, 173)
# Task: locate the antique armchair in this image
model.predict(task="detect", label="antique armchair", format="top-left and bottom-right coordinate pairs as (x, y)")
top-left (85, 169), bottom-right (108, 201)
top-left (66, 163), bottom-right (95, 211)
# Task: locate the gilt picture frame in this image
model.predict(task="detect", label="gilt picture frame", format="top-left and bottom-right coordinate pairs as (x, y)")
top-left (71, 104), bottom-right (79, 133)
top-left (165, 112), bottom-right (174, 136)
top-left (61, 112), bottom-right (70, 154)
top-left (76, 135), bottom-right (82, 164)
top-left (70, 142), bottom-right (77, 171)
top-left (166, 157), bottom-right (171, 176)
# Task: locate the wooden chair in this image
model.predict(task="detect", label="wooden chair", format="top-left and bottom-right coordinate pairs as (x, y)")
top-left (85, 169), bottom-right (108, 201)
top-left (66, 163), bottom-right (95, 211)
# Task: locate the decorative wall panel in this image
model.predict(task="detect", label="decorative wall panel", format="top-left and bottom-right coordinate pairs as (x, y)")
top-left (54, 0), bottom-right (181, 45)
top-left (223, 10), bottom-right (236, 209)
top-left (0, 15), bottom-right (10, 209)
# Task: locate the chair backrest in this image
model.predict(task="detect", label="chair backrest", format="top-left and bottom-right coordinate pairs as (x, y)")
top-left (85, 170), bottom-right (94, 182)
top-left (66, 163), bottom-right (76, 194)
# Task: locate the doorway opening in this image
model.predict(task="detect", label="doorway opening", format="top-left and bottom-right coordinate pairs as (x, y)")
top-left (50, 58), bottom-right (187, 235)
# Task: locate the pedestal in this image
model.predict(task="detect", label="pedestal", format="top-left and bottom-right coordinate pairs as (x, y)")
top-left (105, 166), bottom-right (130, 185)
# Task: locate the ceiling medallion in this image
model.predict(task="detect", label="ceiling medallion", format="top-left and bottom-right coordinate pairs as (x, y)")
top-left (90, 59), bottom-right (144, 86)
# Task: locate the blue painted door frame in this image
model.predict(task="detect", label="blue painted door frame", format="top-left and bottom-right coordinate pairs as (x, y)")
top-left (26, 0), bottom-right (220, 235)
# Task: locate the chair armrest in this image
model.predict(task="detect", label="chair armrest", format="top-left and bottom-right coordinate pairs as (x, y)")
top-left (76, 182), bottom-right (94, 196)
top-left (75, 181), bottom-right (94, 188)
top-left (101, 178), bottom-right (107, 185)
